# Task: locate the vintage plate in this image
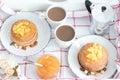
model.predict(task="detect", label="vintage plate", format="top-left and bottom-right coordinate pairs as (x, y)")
top-left (0, 12), bottom-right (51, 56)
top-left (68, 35), bottom-right (117, 78)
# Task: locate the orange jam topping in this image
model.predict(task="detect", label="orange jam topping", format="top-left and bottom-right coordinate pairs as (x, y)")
top-left (36, 54), bottom-right (59, 79)
top-left (86, 43), bottom-right (103, 62)
top-left (13, 21), bottom-right (31, 37)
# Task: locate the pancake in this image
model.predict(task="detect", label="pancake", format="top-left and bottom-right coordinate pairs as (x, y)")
top-left (10, 19), bottom-right (38, 50)
top-left (78, 43), bottom-right (108, 75)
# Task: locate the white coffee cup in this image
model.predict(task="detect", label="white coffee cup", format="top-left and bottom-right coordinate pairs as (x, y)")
top-left (46, 5), bottom-right (67, 25)
top-left (55, 24), bottom-right (76, 48)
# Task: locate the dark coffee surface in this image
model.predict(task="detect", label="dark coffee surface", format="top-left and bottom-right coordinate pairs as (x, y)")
top-left (56, 26), bottom-right (75, 41)
top-left (48, 7), bottom-right (66, 21)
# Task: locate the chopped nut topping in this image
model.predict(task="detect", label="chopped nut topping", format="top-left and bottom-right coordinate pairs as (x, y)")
top-left (22, 46), bottom-right (26, 50)
top-left (84, 70), bottom-right (88, 74)
top-left (86, 43), bottom-right (103, 62)
top-left (10, 42), bottom-right (15, 45)
top-left (80, 67), bottom-right (85, 71)
top-left (80, 66), bottom-right (106, 76)
top-left (10, 41), bottom-right (38, 50)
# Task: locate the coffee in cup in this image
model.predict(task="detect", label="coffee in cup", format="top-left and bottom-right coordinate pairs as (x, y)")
top-left (55, 24), bottom-right (75, 48)
top-left (46, 6), bottom-right (67, 25)
top-left (56, 25), bottom-right (75, 41)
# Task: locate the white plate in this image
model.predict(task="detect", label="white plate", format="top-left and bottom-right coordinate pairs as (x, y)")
top-left (0, 12), bottom-right (51, 56)
top-left (68, 35), bottom-right (117, 78)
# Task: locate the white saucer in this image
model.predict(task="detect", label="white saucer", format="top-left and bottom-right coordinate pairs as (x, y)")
top-left (0, 12), bottom-right (51, 56)
top-left (68, 35), bottom-right (117, 78)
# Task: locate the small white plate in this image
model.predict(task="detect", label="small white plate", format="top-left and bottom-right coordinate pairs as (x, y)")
top-left (0, 12), bottom-right (51, 56)
top-left (68, 35), bottom-right (117, 78)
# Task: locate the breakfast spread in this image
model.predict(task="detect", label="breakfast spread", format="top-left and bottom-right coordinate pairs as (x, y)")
top-left (0, 0), bottom-right (118, 78)
top-left (78, 43), bottom-right (108, 75)
top-left (36, 54), bottom-right (60, 79)
top-left (10, 19), bottom-right (38, 50)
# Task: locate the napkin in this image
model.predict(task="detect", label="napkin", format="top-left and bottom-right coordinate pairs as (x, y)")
top-left (0, 0), bottom-right (16, 27)
top-left (0, 0), bottom-right (15, 15)
top-left (114, 35), bottom-right (120, 78)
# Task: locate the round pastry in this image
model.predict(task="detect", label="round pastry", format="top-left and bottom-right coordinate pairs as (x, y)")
top-left (10, 19), bottom-right (38, 50)
top-left (78, 43), bottom-right (108, 73)
top-left (36, 54), bottom-right (59, 79)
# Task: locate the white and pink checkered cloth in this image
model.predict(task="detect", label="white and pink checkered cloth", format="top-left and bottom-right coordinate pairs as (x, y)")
top-left (0, 0), bottom-right (120, 80)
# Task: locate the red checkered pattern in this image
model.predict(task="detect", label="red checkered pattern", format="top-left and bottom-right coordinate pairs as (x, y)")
top-left (0, 1), bottom-right (120, 80)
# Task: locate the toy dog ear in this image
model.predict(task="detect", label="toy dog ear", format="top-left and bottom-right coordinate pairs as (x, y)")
top-left (85, 0), bottom-right (92, 13)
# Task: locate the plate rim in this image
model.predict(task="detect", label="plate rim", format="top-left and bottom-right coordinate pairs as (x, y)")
top-left (68, 35), bottom-right (117, 78)
top-left (0, 12), bottom-right (51, 56)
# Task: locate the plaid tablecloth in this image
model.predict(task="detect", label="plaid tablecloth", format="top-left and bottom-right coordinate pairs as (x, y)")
top-left (0, 1), bottom-right (120, 80)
